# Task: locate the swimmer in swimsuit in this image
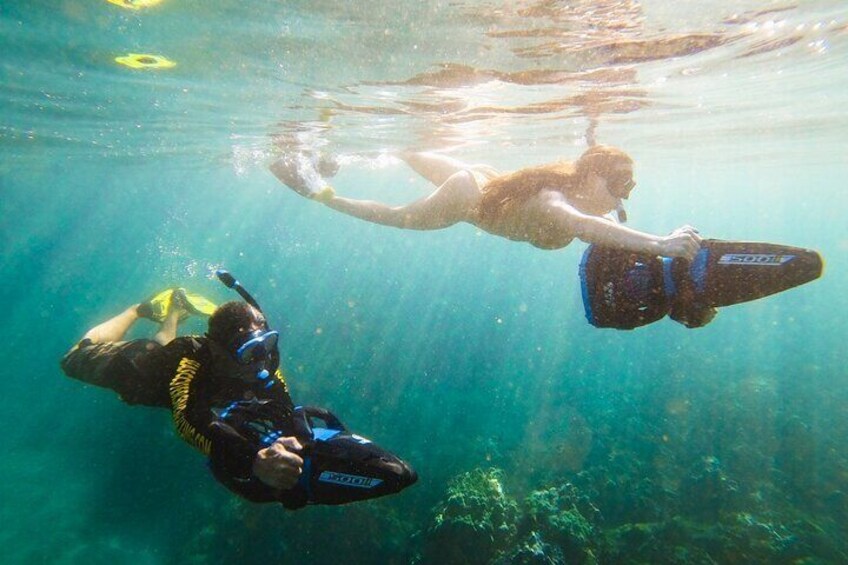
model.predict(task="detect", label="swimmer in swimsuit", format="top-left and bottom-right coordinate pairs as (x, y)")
top-left (269, 145), bottom-right (701, 260)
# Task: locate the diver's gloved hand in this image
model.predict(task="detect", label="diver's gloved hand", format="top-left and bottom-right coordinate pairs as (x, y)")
top-left (270, 153), bottom-right (335, 201)
top-left (252, 436), bottom-right (304, 490)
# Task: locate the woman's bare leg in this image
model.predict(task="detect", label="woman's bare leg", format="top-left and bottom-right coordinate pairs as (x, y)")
top-left (398, 151), bottom-right (481, 187)
top-left (323, 170), bottom-right (482, 230)
top-left (272, 151), bottom-right (486, 229)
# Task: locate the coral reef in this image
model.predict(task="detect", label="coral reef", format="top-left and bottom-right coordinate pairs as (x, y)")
top-left (522, 483), bottom-right (599, 563)
top-left (416, 468), bottom-right (519, 564)
top-left (677, 455), bottom-right (743, 521)
top-left (492, 531), bottom-right (566, 565)
top-left (414, 459), bottom-right (846, 564)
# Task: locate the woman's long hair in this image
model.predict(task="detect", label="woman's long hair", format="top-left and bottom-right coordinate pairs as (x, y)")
top-left (477, 145), bottom-right (632, 219)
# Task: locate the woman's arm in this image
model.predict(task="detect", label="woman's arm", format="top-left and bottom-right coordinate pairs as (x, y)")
top-left (545, 195), bottom-right (702, 259)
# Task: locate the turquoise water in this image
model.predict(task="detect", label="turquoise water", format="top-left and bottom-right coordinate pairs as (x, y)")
top-left (2, 0), bottom-right (847, 563)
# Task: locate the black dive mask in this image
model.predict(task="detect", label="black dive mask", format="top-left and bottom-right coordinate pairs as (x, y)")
top-left (607, 170), bottom-right (636, 199)
top-left (236, 330), bottom-right (279, 365)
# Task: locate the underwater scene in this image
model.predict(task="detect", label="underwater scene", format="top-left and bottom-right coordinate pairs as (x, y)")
top-left (2, 0), bottom-right (847, 563)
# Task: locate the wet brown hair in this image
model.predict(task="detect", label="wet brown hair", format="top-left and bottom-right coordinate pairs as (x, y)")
top-left (477, 145), bottom-right (633, 219)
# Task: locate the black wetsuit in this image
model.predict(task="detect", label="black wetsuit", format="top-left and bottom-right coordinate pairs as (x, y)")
top-left (61, 336), bottom-right (294, 502)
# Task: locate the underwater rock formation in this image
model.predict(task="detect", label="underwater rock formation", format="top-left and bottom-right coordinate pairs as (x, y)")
top-left (415, 462), bottom-right (846, 564)
top-left (416, 468), bottom-right (519, 564)
top-left (416, 468), bottom-right (603, 564)
top-left (678, 455), bottom-right (742, 522)
top-left (571, 449), bottom-right (674, 526)
top-left (492, 531), bottom-right (565, 565)
top-left (522, 483), bottom-right (600, 563)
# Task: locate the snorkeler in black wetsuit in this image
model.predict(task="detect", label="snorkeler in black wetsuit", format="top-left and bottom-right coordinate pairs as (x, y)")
top-left (61, 274), bottom-right (416, 509)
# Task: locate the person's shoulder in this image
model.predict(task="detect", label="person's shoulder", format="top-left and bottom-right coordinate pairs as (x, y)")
top-left (166, 335), bottom-right (207, 356)
top-left (130, 336), bottom-right (208, 382)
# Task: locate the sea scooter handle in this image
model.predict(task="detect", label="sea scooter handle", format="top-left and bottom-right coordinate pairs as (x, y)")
top-left (210, 399), bottom-right (417, 509)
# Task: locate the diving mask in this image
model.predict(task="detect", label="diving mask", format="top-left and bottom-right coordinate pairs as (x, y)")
top-left (236, 330), bottom-right (280, 365)
top-left (607, 170), bottom-right (636, 199)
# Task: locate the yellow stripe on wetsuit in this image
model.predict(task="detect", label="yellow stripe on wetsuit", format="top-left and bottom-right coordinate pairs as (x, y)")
top-left (170, 357), bottom-right (212, 455)
top-left (272, 368), bottom-right (289, 394)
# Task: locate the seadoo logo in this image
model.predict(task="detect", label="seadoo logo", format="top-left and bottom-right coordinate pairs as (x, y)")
top-left (718, 253), bottom-right (795, 266)
top-left (318, 471), bottom-right (383, 489)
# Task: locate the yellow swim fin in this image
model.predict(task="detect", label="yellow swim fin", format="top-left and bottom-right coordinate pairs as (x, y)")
top-left (181, 291), bottom-right (217, 317)
top-left (137, 288), bottom-right (176, 322)
top-left (106, 0), bottom-right (164, 10)
top-left (114, 53), bottom-right (176, 70)
top-left (137, 288), bottom-right (217, 323)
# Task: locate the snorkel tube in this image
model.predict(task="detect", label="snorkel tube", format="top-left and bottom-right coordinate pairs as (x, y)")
top-left (216, 269), bottom-right (264, 313)
top-left (615, 202), bottom-right (627, 223)
top-left (214, 269), bottom-right (279, 386)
